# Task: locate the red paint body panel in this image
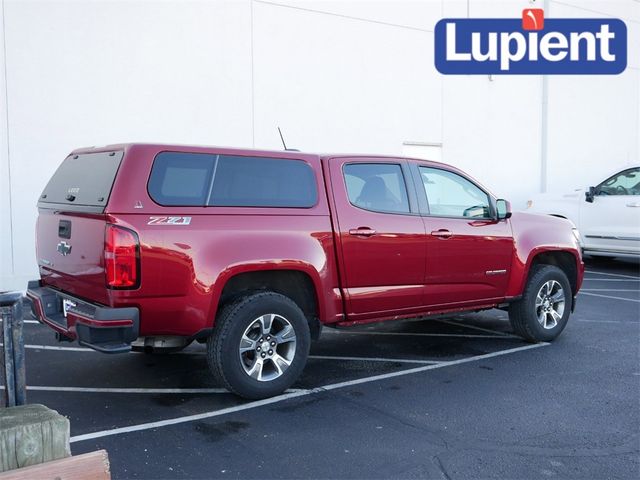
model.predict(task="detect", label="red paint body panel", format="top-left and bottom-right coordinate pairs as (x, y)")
top-left (326, 156), bottom-right (427, 319)
top-left (109, 213), bottom-right (339, 336)
top-left (422, 216), bottom-right (513, 306)
top-left (505, 212), bottom-right (584, 297)
top-left (37, 212), bottom-right (110, 305)
top-left (33, 143), bottom-right (584, 342)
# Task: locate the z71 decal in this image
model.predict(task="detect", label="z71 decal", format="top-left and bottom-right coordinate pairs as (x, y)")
top-left (147, 216), bottom-right (192, 226)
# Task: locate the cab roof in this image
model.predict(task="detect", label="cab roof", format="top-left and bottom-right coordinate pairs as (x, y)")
top-left (69, 142), bottom-right (447, 168)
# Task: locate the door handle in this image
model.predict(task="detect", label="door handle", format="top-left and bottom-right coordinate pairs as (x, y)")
top-left (626, 203), bottom-right (640, 207)
top-left (431, 229), bottom-right (453, 239)
top-left (349, 227), bottom-right (377, 237)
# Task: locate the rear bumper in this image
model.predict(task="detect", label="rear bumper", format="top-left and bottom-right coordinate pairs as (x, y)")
top-left (26, 280), bottom-right (139, 354)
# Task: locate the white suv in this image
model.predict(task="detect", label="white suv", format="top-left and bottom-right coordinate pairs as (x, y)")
top-left (527, 166), bottom-right (640, 258)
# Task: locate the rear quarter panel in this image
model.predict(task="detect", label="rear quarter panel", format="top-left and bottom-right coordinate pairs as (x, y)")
top-left (109, 214), bottom-right (339, 336)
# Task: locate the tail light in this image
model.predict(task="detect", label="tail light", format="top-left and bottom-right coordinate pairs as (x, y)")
top-left (105, 225), bottom-right (140, 289)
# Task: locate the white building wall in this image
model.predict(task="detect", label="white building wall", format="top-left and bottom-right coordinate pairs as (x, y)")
top-left (0, 0), bottom-right (12, 291)
top-left (251, 0), bottom-right (441, 153)
top-left (0, 0), bottom-right (638, 291)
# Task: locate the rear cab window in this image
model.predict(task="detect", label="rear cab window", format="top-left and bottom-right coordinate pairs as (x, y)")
top-left (39, 151), bottom-right (124, 212)
top-left (148, 152), bottom-right (318, 208)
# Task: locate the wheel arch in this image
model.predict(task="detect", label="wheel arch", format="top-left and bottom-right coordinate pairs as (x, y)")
top-left (526, 249), bottom-right (580, 297)
top-left (210, 264), bottom-right (323, 339)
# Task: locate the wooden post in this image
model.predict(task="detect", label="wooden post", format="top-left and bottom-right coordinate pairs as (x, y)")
top-left (0, 450), bottom-right (110, 480)
top-left (0, 404), bottom-right (70, 472)
top-left (0, 293), bottom-right (26, 407)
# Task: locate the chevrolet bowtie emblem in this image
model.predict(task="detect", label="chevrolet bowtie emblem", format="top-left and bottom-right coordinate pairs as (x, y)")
top-left (57, 241), bottom-right (72, 256)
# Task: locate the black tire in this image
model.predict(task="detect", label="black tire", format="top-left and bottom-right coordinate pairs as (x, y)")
top-left (207, 291), bottom-right (310, 399)
top-left (509, 265), bottom-right (572, 342)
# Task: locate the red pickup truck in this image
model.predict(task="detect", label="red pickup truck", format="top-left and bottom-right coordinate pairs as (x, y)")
top-left (28, 144), bottom-right (584, 398)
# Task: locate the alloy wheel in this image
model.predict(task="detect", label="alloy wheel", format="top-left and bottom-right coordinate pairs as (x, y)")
top-left (238, 314), bottom-right (297, 382)
top-left (535, 280), bottom-right (566, 330)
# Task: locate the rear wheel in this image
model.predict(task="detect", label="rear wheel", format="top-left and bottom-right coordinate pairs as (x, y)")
top-left (509, 265), bottom-right (572, 342)
top-left (207, 292), bottom-right (310, 399)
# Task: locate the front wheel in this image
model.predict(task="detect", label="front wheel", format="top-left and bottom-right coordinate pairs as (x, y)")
top-left (509, 265), bottom-right (572, 342)
top-left (207, 292), bottom-right (310, 399)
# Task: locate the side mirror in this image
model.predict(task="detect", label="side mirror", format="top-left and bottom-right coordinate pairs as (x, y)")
top-left (585, 186), bottom-right (596, 203)
top-left (496, 199), bottom-right (512, 220)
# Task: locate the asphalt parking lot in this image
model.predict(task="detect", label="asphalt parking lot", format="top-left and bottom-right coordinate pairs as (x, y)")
top-left (8, 257), bottom-right (640, 479)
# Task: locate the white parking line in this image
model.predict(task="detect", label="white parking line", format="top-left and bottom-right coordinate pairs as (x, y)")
top-left (309, 355), bottom-right (440, 365)
top-left (69, 343), bottom-right (548, 443)
top-left (435, 319), bottom-right (517, 337)
top-left (582, 289), bottom-right (639, 292)
top-left (13, 386), bottom-right (230, 394)
top-left (583, 278), bottom-right (640, 282)
top-left (577, 319), bottom-right (632, 324)
top-left (1, 385), bottom-right (306, 394)
top-left (177, 350), bottom-right (443, 365)
top-left (324, 329), bottom-right (514, 339)
top-left (6, 343), bottom-right (450, 365)
top-left (0, 319), bottom-right (40, 324)
top-left (8, 344), bottom-right (457, 366)
top-left (24, 344), bottom-right (94, 352)
top-left (584, 271), bottom-right (639, 280)
top-left (579, 292), bottom-right (640, 303)
top-left (0, 344), bottom-right (91, 352)
top-left (319, 343), bottom-right (548, 392)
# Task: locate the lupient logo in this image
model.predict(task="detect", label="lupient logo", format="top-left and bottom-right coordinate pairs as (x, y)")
top-left (522, 9), bottom-right (544, 31)
top-left (435, 9), bottom-right (627, 74)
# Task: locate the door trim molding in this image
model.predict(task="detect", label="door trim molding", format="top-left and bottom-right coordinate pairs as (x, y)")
top-left (585, 235), bottom-right (640, 242)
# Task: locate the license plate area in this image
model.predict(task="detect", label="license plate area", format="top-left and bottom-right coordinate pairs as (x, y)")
top-left (62, 298), bottom-right (77, 318)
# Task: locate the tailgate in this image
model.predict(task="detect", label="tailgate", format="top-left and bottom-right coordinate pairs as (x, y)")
top-left (35, 150), bottom-right (124, 305)
top-left (37, 211), bottom-right (110, 305)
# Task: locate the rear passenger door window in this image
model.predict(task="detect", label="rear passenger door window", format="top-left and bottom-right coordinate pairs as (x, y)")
top-left (344, 163), bottom-right (410, 214)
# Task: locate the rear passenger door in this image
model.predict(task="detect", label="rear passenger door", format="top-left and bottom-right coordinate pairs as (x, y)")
top-left (328, 157), bottom-right (426, 320)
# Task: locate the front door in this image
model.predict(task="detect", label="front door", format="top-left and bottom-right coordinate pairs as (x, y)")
top-left (413, 164), bottom-right (514, 307)
top-left (328, 157), bottom-right (426, 320)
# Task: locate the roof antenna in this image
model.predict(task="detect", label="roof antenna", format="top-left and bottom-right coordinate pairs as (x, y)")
top-left (277, 126), bottom-right (288, 150)
top-left (277, 127), bottom-right (300, 152)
